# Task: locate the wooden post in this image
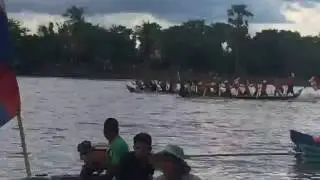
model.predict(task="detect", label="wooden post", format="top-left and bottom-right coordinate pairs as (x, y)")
top-left (17, 112), bottom-right (32, 178)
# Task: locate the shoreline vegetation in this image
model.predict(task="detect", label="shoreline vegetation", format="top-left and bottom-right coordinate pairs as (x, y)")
top-left (18, 70), bottom-right (308, 86)
top-left (9, 4), bottom-right (320, 86)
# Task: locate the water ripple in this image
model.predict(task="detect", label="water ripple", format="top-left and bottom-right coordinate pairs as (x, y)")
top-left (1, 78), bottom-right (320, 179)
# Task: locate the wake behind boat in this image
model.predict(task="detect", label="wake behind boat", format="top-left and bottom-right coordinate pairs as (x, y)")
top-left (126, 80), bottom-right (179, 94)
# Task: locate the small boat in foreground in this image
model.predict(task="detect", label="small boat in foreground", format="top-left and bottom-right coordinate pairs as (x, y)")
top-left (179, 88), bottom-right (303, 101)
top-left (290, 130), bottom-right (320, 162)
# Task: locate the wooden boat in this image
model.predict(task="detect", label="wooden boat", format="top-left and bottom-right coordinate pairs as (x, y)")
top-left (290, 130), bottom-right (320, 162)
top-left (179, 88), bottom-right (303, 101)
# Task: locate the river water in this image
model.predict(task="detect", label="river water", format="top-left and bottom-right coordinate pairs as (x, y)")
top-left (1, 77), bottom-right (320, 180)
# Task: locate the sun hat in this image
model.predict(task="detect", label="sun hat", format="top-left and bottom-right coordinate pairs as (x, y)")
top-left (153, 144), bottom-right (189, 167)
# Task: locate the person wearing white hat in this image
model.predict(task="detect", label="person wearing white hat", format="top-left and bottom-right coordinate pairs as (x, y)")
top-left (151, 145), bottom-right (201, 180)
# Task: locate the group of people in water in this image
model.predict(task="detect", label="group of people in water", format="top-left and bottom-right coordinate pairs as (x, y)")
top-left (130, 73), bottom-right (304, 97)
top-left (77, 118), bottom-right (201, 180)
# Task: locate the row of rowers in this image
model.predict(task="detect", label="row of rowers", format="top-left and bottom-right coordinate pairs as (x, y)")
top-left (185, 76), bottom-right (296, 96)
top-left (77, 118), bottom-right (201, 180)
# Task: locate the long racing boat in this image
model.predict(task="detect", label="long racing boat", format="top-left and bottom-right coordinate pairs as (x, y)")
top-left (179, 88), bottom-right (303, 101)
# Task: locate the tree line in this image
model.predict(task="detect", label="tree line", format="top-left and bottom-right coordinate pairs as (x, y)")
top-left (8, 4), bottom-right (320, 78)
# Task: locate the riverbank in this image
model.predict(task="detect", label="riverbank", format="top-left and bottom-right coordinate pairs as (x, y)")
top-left (17, 69), bottom-right (310, 86)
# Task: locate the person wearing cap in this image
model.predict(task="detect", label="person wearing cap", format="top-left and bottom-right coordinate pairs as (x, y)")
top-left (104, 118), bottom-right (129, 179)
top-left (118, 133), bottom-right (154, 180)
top-left (152, 145), bottom-right (201, 180)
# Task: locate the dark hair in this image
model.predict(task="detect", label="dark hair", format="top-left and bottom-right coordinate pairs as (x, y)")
top-left (134, 133), bottom-right (152, 146)
top-left (77, 140), bottom-right (93, 155)
top-left (104, 118), bottom-right (119, 134)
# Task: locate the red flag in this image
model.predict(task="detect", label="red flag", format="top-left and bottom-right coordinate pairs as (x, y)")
top-left (0, 0), bottom-right (21, 127)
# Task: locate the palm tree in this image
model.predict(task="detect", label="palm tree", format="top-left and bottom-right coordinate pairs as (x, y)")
top-left (134, 21), bottom-right (162, 63)
top-left (227, 4), bottom-right (253, 74)
top-left (62, 6), bottom-right (86, 63)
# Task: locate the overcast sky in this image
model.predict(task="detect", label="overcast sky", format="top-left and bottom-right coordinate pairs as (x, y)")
top-left (5, 0), bottom-right (320, 35)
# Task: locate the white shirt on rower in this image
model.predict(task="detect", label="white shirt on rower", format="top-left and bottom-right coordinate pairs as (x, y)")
top-left (176, 83), bottom-right (181, 91)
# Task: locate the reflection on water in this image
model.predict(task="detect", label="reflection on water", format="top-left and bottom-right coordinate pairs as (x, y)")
top-left (0, 78), bottom-right (320, 179)
top-left (289, 160), bottom-right (320, 179)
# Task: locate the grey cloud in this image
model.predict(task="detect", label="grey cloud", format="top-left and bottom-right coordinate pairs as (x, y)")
top-left (283, 0), bottom-right (320, 8)
top-left (6, 0), bottom-right (293, 23)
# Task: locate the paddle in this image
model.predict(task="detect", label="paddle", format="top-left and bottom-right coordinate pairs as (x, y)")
top-left (186, 151), bottom-right (302, 158)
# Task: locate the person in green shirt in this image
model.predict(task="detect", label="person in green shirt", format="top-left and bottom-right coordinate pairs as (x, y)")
top-left (103, 118), bottom-right (129, 179)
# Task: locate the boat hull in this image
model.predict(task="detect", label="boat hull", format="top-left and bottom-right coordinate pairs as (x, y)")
top-left (179, 88), bottom-right (303, 101)
top-left (290, 130), bottom-right (320, 162)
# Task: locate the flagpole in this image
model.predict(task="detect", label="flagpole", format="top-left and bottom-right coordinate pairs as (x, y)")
top-left (17, 111), bottom-right (32, 178)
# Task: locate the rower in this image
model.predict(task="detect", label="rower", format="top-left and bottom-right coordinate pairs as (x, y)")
top-left (151, 80), bottom-right (157, 92)
top-left (156, 81), bottom-right (162, 92)
top-left (224, 81), bottom-right (232, 97)
top-left (218, 80), bottom-right (227, 97)
top-left (168, 81), bottom-right (174, 93)
top-left (165, 81), bottom-right (170, 92)
top-left (233, 77), bottom-right (240, 94)
top-left (238, 84), bottom-right (246, 96)
top-left (287, 72), bottom-right (295, 96)
top-left (159, 81), bottom-right (165, 92)
top-left (190, 81), bottom-right (197, 94)
top-left (261, 80), bottom-right (268, 96)
top-left (244, 80), bottom-right (252, 96)
top-left (254, 83), bottom-right (262, 97)
top-left (136, 80), bottom-right (143, 91)
top-left (184, 81), bottom-right (191, 94)
top-left (309, 76), bottom-right (319, 91)
top-left (274, 80), bottom-right (284, 96)
top-left (176, 81), bottom-right (181, 92)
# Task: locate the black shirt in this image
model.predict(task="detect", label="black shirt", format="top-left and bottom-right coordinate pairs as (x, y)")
top-left (118, 152), bottom-right (154, 180)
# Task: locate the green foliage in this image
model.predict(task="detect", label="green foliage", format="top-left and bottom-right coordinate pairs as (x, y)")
top-left (8, 5), bottom-right (320, 77)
